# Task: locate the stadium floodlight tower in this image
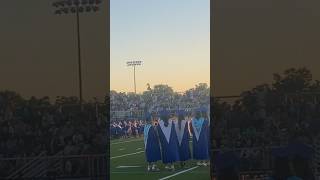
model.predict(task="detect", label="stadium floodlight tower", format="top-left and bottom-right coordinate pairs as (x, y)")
top-left (126, 60), bottom-right (143, 94)
top-left (52, 0), bottom-right (102, 110)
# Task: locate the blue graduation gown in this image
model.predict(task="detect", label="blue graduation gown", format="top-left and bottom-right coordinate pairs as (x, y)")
top-left (174, 120), bottom-right (191, 161)
top-left (144, 124), bottom-right (161, 163)
top-left (191, 118), bottom-right (210, 160)
top-left (157, 120), bottom-right (180, 164)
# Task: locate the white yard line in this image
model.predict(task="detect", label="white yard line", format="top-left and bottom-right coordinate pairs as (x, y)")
top-left (111, 139), bottom-right (143, 145)
top-left (111, 151), bottom-right (145, 159)
top-left (158, 166), bottom-right (199, 180)
top-left (110, 172), bottom-right (156, 174)
top-left (111, 171), bottom-right (207, 174)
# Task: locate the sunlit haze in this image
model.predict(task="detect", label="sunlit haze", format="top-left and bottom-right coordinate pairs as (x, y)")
top-left (110, 0), bottom-right (210, 93)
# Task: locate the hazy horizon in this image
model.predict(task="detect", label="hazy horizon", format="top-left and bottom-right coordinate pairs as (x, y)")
top-left (110, 82), bottom-right (210, 94)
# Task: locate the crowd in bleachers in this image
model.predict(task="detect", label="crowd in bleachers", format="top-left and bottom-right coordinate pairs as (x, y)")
top-left (110, 83), bottom-right (210, 112)
top-left (0, 93), bottom-right (107, 158)
top-left (212, 98), bottom-right (320, 150)
top-left (0, 92), bottom-right (107, 177)
top-left (212, 68), bottom-right (320, 179)
top-left (211, 96), bottom-right (320, 178)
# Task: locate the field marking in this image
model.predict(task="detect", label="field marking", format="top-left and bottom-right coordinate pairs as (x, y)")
top-left (110, 171), bottom-right (208, 174)
top-left (111, 151), bottom-right (144, 159)
top-left (119, 148), bottom-right (125, 151)
top-left (136, 148), bottom-right (143, 150)
top-left (111, 172), bottom-right (162, 174)
top-left (158, 166), bottom-right (199, 180)
top-left (111, 139), bottom-right (143, 145)
top-left (116, 165), bottom-right (141, 168)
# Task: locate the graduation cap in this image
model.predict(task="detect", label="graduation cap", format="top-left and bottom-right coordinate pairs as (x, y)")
top-left (159, 110), bottom-right (169, 117)
top-left (200, 107), bottom-right (208, 113)
top-left (145, 113), bottom-right (152, 122)
top-left (194, 108), bottom-right (202, 117)
top-left (177, 110), bottom-right (186, 116)
top-left (195, 108), bottom-right (202, 113)
top-left (169, 110), bottom-right (176, 115)
top-left (177, 110), bottom-right (186, 120)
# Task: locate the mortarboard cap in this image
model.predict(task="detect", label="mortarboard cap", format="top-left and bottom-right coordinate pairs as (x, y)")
top-left (159, 110), bottom-right (169, 117)
top-left (200, 107), bottom-right (208, 113)
top-left (145, 113), bottom-right (152, 122)
top-left (177, 110), bottom-right (186, 116)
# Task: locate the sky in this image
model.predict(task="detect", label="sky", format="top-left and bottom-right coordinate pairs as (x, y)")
top-left (1, 0), bottom-right (320, 100)
top-left (212, 0), bottom-right (320, 96)
top-left (110, 0), bottom-right (210, 93)
top-left (0, 0), bottom-right (108, 101)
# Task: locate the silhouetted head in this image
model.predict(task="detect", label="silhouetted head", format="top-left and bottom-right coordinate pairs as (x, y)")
top-left (200, 107), bottom-right (208, 118)
top-left (178, 110), bottom-right (185, 121)
top-left (195, 111), bottom-right (201, 119)
top-left (160, 110), bottom-right (169, 126)
top-left (145, 113), bottom-right (152, 124)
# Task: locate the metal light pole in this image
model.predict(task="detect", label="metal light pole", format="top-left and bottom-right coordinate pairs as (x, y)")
top-left (126, 61), bottom-right (142, 94)
top-left (52, 0), bottom-right (102, 110)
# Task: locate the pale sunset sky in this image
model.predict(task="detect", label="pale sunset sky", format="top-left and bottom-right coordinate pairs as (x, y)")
top-left (110, 0), bottom-right (210, 93)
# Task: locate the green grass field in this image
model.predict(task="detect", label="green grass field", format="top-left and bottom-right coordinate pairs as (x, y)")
top-left (110, 137), bottom-right (211, 180)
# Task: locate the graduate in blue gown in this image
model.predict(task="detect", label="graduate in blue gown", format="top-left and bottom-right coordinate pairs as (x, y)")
top-left (202, 108), bottom-right (211, 164)
top-left (174, 110), bottom-right (191, 168)
top-left (144, 114), bottom-right (161, 172)
top-left (190, 108), bottom-right (210, 166)
top-left (157, 110), bottom-right (180, 171)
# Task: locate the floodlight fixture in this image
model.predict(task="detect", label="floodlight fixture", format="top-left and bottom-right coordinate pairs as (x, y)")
top-left (126, 60), bottom-right (143, 66)
top-left (126, 60), bottom-right (143, 94)
top-left (51, 0), bottom-right (103, 110)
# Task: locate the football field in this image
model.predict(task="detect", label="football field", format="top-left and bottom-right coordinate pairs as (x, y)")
top-left (110, 137), bottom-right (211, 180)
